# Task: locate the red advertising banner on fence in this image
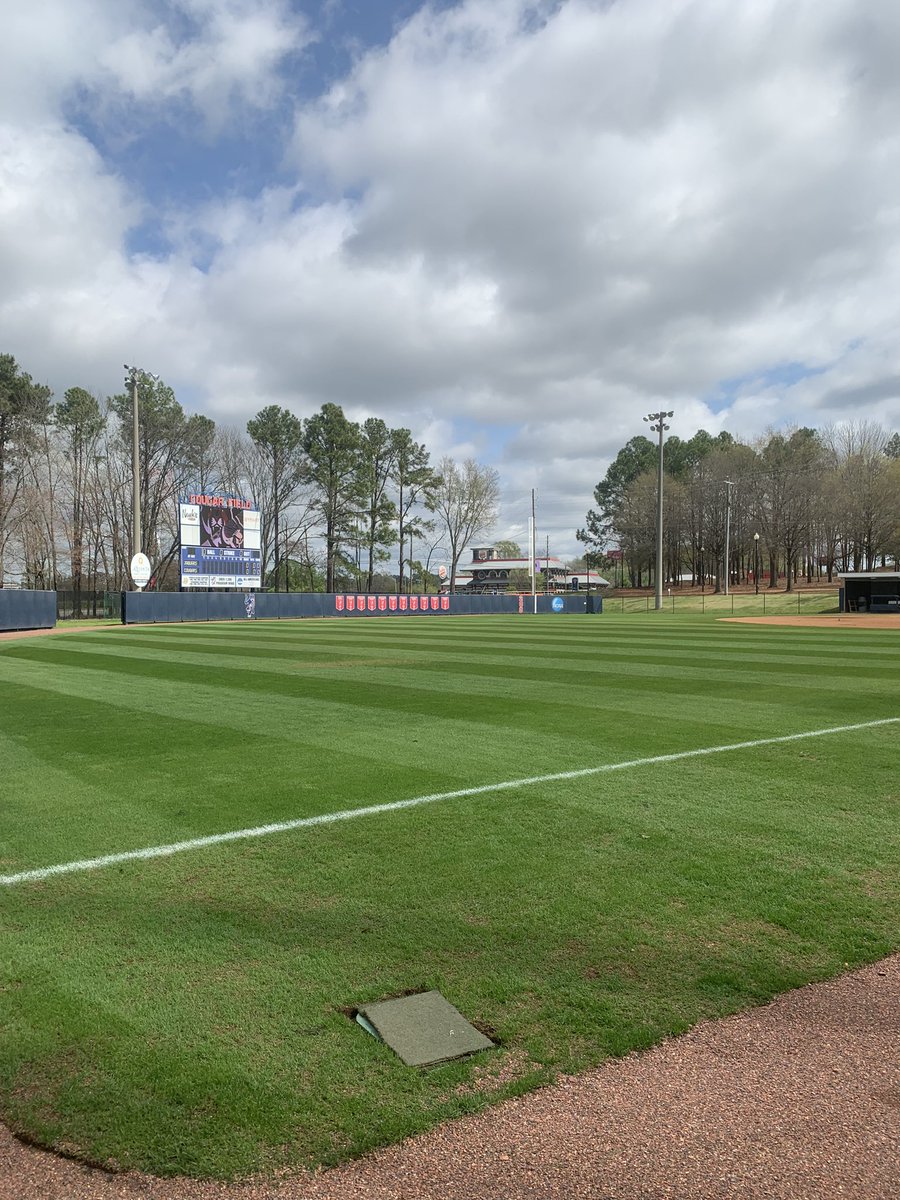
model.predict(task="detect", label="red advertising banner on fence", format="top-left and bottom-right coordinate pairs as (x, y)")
top-left (336, 593), bottom-right (473, 615)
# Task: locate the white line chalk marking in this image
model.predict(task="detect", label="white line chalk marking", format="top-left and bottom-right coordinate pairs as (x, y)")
top-left (2, 718), bottom-right (897, 887)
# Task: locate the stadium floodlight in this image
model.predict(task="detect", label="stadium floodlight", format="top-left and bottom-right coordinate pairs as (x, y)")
top-left (723, 480), bottom-right (734, 595)
top-left (645, 410), bottom-right (673, 611)
top-left (124, 366), bottom-right (141, 563)
top-left (754, 531), bottom-right (761, 595)
top-left (124, 365), bottom-right (158, 571)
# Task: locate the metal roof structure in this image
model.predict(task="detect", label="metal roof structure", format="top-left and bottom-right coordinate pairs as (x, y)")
top-left (838, 572), bottom-right (900, 580)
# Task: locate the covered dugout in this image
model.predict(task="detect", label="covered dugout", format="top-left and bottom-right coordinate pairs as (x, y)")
top-left (839, 572), bottom-right (900, 613)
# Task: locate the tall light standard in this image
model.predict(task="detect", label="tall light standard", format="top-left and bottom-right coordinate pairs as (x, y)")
top-left (124, 365), bottom-right (141, 559)
top-left (644, 410), bottom-right (674, 611)
top-left (754, 532), bottom-right (760, 596)
top-left (723, 479), bottom-right (734, 596)
top-left (124, 365), bottom-right (158, 565)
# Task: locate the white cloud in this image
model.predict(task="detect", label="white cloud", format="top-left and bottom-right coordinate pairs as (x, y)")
top-left (97, 0), bottom-right (312, 126)
top-left (3, 0), bottom-right (900, 561)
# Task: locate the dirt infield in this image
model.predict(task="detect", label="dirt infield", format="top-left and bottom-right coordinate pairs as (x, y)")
top-left (722, 614), bottom-right (900, 629)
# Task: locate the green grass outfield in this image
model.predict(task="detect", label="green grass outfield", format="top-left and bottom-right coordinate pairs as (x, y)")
top-left (1, 613), bottom-right (898, 1178)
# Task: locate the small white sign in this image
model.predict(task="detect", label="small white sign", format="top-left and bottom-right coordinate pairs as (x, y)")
top-left (438, 564), bottom-right (447, 580)
top-left (130, 552), bottom-right (152, 590)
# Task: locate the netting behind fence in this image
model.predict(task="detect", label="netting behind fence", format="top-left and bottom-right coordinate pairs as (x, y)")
top-left (610, 592), bottom-right (838, 615)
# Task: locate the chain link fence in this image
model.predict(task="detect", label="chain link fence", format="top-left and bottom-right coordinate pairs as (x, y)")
top-left (56, 591), bottom-right (122, 620)
top-left (608, 591), bottom-right (839, 615)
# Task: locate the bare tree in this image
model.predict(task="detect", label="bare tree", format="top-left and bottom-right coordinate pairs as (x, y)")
top-left (432, 458), bottom-right (500, 591)
top-left (0, 355), bottom-right (52, 584)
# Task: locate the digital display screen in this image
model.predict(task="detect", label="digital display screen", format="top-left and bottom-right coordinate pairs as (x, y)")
top-left (179, 497), bottom-right (262, 589)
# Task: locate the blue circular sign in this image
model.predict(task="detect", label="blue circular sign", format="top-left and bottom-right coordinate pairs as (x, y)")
top-left (552, 596), bottom-right (564, 612)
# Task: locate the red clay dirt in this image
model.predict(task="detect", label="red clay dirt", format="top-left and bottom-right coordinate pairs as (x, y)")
top-left (722, 614), bottom-right (900, 629)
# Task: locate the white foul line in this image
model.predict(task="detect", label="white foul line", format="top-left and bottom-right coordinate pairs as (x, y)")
top-left (2, 717), bottom-right (896, 888)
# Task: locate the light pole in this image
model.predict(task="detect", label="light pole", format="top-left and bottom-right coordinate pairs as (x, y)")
top-left (754, 532), bottom-right (760, 596)
top-left (723, 479), bottom-right (734, 596)
top-left (124, 365), bottom-right (159, 565)
top-left (124, 366), bottom-right (141, 559)
top-left (644, 410), bottom-right (674, 611)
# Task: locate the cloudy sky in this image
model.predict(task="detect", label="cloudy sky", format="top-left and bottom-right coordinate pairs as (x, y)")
top-left (4, 0), bottom-right (899, 560)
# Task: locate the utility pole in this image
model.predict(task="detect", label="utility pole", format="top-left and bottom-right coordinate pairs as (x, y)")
top-left (530, 488), bottom-right (537, 614)
top-left (724, 480), bottom-right (734, 596)
top-left (124, 366), bottom-right (141, 559)
top-left (643, 410), bottom-right (674, 611)
top-left (754, 531), bottom-right (760, 595)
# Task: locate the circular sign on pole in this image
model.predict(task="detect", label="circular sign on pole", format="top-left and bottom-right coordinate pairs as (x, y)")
top-left (438, 564), bottom-right (447, 580)
top-left (130, 552), bottom-right (151, 590)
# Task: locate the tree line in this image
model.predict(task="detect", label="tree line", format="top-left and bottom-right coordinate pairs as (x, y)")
top-left (0, 353), bottom-right (500, 606)
top-left (579, 424), bottom-right (900, 591)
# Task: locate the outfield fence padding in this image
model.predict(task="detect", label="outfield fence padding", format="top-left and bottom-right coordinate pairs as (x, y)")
top-left (0, 590), bottom-right (57, 632)
top-left (121, 591), bottom-right (603, 624)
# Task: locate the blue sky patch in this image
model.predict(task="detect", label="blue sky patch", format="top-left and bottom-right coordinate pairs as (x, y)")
top-left (704, 361), bottom-right (829, 414)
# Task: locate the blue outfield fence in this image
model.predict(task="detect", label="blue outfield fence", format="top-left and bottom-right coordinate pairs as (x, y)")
top-left (121, 591), bottom-right (603, 624)
top-left (0, 590), bottom-right (57, 632)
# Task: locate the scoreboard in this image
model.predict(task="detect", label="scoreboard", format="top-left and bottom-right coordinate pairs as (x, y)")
top-left (179, 495), bottom-right (262, 589)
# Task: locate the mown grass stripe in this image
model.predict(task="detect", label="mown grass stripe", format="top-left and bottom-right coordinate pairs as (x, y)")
top-left (3, 717), bottom-right (895, 888)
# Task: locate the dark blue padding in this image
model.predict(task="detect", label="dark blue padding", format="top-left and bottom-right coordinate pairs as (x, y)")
top-left (121, 591), bottom-right (604, 624)
top-left (0, 590), bottom-right (57, 631)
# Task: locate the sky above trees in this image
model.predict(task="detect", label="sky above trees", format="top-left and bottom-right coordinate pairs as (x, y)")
top-left (3, 0), bottom-right (900, 559)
